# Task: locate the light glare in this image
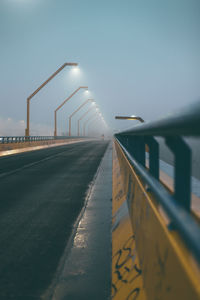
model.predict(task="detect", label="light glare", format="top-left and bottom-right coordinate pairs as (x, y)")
top-left (71, 66), bottom-right (80, 75)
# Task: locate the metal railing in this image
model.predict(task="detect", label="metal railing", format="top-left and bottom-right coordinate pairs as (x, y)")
top-left (0, 136), bottom-right (85, 144)
top-left (115, 101), bottom-right (200, 264)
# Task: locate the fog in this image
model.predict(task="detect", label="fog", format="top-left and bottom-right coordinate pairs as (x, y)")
top-left (0, 0), bottom-right (200, 135)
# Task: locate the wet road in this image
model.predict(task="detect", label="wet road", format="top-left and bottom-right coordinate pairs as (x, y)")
top-left (0, 140), bottom-right (109, 300)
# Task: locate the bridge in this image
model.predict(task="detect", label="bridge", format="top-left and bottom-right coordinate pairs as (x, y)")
top-left (0, 102), bottom-right (200, 300)
top-left (1, 0), bottom-right (200, 298)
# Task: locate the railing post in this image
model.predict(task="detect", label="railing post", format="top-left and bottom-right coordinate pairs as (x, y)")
top-left (165, 136), bottom-right (191, 210)
top-left (127, 136), bottom-right (145, 167)
top-left (145, 136), bottom-right (159, 180)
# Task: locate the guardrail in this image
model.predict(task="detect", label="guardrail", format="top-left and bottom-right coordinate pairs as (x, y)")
top-left (0, 136), bottom-right (84, 144)
top-left (114, 102), bottom-right (200, 299)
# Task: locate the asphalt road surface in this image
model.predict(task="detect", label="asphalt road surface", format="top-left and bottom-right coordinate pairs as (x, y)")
top-left (0, 140), bottom-right (109, 300)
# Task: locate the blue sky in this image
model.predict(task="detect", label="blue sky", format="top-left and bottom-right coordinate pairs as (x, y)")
top-left (0, 0), bottom-right (200, 135)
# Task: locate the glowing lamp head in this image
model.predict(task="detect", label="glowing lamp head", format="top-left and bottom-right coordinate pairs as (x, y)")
top-left (70, 66), bottom-right (80, 75)
top-left (73, 66), bottom-right (79, 71)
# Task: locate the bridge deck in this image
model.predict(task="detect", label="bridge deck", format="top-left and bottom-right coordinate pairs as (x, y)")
top-left (0, 140), bottom-right (110, 299)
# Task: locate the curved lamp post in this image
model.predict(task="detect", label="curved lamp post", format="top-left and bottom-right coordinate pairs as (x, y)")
top-left (68, 99), bottom-right (94, 136)
top-left (77, 106), bottom-right (97, 136)
top-left (25, 62), bottom-right (78, 136)
top-left (86, 113), bottom-right (107, 136)
top-left (115, 115), bottom-right (144, 123)
top-left (87, 118), bottom-right (102, 137)
top-left (54, 86), bottom-right (88, 136)
top-left (83, 111), bottom-right (101, 136)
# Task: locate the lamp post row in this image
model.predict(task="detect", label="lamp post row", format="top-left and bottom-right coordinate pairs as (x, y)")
top-left (77, 106), bottom-right (97, 136)
top-left (54, 86), bottom-right (88, 137)
top-left (83, 110), bottom-right (107, 136)
top-left (25, 62), bottom-right (78, 137)
top-left (87, 118), bottom-right (103, 136)
top-left (68, 98), bottom-right (94, 137)
top-left (25, 62), bottom-right (106, 137)
top-left (83, 112), bottom-right (99, 136)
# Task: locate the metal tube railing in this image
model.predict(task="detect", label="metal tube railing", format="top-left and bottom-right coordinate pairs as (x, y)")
top-left (115, 138), bottom-right (200, 263)
top-left (118, 101), bottom-right (200, 137)
top-left (114, 101), bottom-right (200, 263)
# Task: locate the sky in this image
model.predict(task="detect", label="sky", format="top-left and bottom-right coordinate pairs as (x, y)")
top-left (0, 0), bottom-right (200, 136)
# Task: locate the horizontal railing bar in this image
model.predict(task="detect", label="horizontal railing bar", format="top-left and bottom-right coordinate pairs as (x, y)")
top-left (116, 101), bottom-right (200, 137)
top-left (115, 137), bottom-right (200, 264)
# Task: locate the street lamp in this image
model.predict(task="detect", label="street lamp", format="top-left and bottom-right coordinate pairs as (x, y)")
top-left (115, 115), bottom-right (144, 123)
top-left (87, 118), bottom-right (103, 137)
top-left (68, 99), bottom-right (94, 136)
top-left (77, 106), bottom-right (97, 136)
top-left (83, 111), bottom-right (101, 136)
top-left (54, 86), bottom-right (88, 136)
top-left (25, 62), bottom-right (78, 136)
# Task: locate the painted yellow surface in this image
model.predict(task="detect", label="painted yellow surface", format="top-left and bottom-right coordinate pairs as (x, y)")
top-left (114, 140), bottom-right (200, 300)
top-left (112, 145), bottom-right (146, 300)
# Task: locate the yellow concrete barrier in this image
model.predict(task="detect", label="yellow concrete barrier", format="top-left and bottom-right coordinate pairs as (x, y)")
top-left (112, 140), bottom-right (200, 300)
top-left (112, 144), bottom-right (146, 300)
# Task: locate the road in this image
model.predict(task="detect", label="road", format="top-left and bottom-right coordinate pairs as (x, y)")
top-left (0, 140), bottom-right (109, 300)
